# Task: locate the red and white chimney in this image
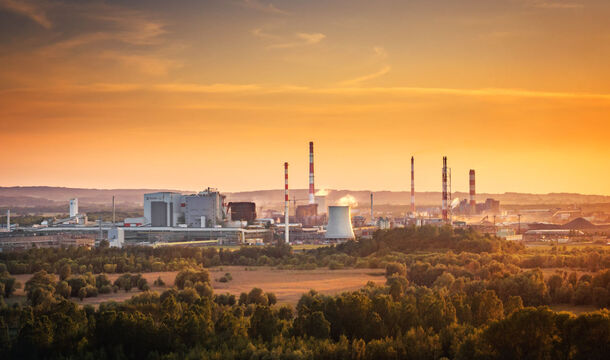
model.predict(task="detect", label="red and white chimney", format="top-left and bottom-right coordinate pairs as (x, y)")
top-left (469, 169), bottom-right (476, 214)
top-left (442, 157), bottom-right (448, 222)
top-left (411, 156), bottom-right (415, 213)
top-left (284, 162), bottom-right (289, 244)
top-left (309, 141), bottom-right (315, 204)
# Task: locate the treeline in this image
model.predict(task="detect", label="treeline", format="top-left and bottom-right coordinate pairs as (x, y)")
top-left (0, 267), bottom-right (609, 359)
top-left (2, 226), bottom-right (609, 276)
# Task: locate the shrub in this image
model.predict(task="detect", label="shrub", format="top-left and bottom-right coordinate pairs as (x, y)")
top-left (85, 285), bottom-right (98, 297)
top-left (175, 268), bottom-right (210, 289)
top-left (136, 277), bottom-right (148, 291)
top-left (329, 261), bottom-right (344, 270)
top-left (55, 281), bottom-right (71, 299)
top-left (78, 287), bottom-right (87, 301)
top-left (386, 262), bottom-right (407, 277)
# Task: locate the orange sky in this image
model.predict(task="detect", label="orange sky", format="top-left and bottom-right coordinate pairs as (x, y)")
top-left (1, 0), bottom-right (609, 194)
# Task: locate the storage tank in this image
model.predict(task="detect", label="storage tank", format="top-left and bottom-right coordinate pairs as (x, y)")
top-left (325, 206), bottom-right (355, 240)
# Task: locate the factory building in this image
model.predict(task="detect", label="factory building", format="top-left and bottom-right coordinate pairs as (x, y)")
top-left (144, 192), bottom-right (184, 227)
top-left (0, 234), bottom-right (94, 252)
top-left (184, 188), bottom-right (226, 228)
top-left (484, 198), bottom-right (500, 214)
top-left (455, 198), bottom-right (501, 215)
top-left (228, 202), bottom-right (257, 223)
top-left (296, 203), bottom-right (321, 226)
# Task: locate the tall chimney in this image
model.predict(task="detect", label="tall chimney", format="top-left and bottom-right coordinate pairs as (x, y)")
top-left (6, 209), bottom-right (10, 232)
top-left (370, 192), bottom-right (374, 224)
top-left (112, 195), bottom-right (116, 226)
top-left (411, 156), bottom-right (415, 213)
top-left (284, 162), bottom-right (290, 244)
top-left (309, 141), bottom-right (315, 204)
top-left (469, 170), bottom-right (476, 214)
top-left (442, 157), bottom-right (448, 222)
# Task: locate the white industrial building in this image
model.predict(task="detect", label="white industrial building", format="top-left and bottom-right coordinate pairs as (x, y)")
top-left (143, 188), bottom-right (227, 228)
top-left (69, 198), bottom-right (79, 217)
top-left (144, 192), bottom-right (184, 227)
top-left (184, 188), bottom-right (226, 227)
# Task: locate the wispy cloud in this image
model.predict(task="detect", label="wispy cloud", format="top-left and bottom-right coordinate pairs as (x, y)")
top-left (340, 65), bottom-right (392, 86)
top-left (267, 32), bottom-right (326, 49)
top-left (296, 32), bottom-right (326, 44)
top-left (102, 53), bottom-right (178, 76)
top-left (373, 46), bottom-right (388, 60)
top-left (526, 0), bottom-right (583, 9)
top-left (0, 0), bottom-right (52, 28)
top-left (153, 83), bottom-right (262, 93)
top-left (251, 28), bottom-right (279, 39)
top-left (242, 0), bottom-right (289, 15)
top-left (9, 82), bottom-right (610, 102)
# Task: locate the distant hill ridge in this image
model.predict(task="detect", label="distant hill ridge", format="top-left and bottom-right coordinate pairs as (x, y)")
top-left (1, 186), bottom-right (609, 208)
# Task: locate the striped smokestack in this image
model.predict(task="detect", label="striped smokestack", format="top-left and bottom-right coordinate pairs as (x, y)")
top-left (411, 156), bottom-right (415, 213)
top-left (469, 169), bottom-right (476, 214)
top-left (442, 157), bottom-right (448, 222)
top-left (309, 141), bottom-right (315, 204)
top-left (284, 162), bottom-right (290, 244)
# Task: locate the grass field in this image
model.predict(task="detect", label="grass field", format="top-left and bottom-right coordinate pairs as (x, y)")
top-left (11, 266), bottom-right (386, 307)
top-left (290, 244), bottom-right (328, 251)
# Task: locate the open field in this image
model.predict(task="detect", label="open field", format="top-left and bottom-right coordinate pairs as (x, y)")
top-left (550, 304), bottom-right (598, 315)
top-left (525, 242), bottom-right (609, 249)
top-left (539, 268), bottom-right (595, 280)
top-left (11, 266), bottom-right (387, 306)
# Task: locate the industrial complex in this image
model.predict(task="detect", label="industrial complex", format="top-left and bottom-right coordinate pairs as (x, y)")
top-left (1, 141), bottom-right (609, 251)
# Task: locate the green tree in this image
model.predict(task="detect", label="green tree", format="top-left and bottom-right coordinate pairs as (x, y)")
top-left (473, 290), bottom-right (504, 326)
top-left (386, 262), bottom-right (407, 277)
top-left (482, 307), bottom-right (559, 360)
top-left (294, 311), bottom-right (331, 339)
top-left (25, 270), bottom-right (56, 305)
top-left (248, 306), bottom-right (279, 342)
top-left (174, 268), bottom-right (210, 289)
top-left (55, 281), bottom-right (72, 299)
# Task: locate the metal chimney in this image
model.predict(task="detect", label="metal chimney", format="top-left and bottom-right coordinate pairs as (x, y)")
top-left (112, 195), bottom-right (116, 226)
top-left (309, 141), bottom-right (315, 204)
top-left (411, 156), bottom-right (415, 213)
top-left (469, 170), bottom-right (476, 214)
top-left (6, 209), bottom-right (10, 232)
top-left (284, 162), bottom-right (290, 244)
top-left (442, 157), bottom-right (448, 222)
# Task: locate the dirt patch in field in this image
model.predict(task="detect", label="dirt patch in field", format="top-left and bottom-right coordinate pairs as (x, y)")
top-left (550, 304), bottom-right (599, 315)
top-left (10, 267), bottom-right (386, 306)
top-left (209, 267), bottom-right (386, 305)
top-left (539, 268), bottom-right (595, 280)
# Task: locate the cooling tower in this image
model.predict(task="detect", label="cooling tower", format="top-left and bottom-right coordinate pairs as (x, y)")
top-left (325, 206), bottom-right (355, 240)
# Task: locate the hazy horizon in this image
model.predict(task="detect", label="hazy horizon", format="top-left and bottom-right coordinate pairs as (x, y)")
top-left (1, 185), bottom-right (610, 197)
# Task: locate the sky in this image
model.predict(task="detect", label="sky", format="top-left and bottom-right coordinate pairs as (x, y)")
top-left (1, 0), bottom-right (609, 195)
